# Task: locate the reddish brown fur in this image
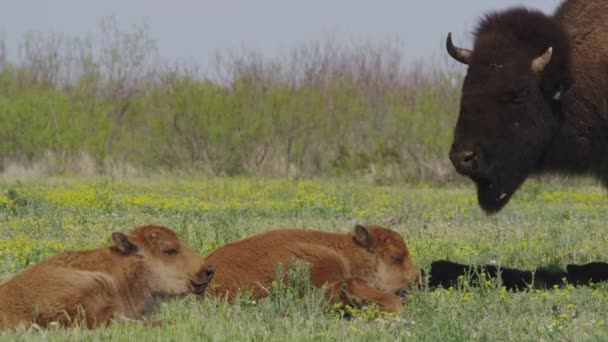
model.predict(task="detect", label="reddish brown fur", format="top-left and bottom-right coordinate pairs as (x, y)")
top-left (0, 225), bottom-right (213, 330)
top-left (201, 224), bottom-right (420, 313)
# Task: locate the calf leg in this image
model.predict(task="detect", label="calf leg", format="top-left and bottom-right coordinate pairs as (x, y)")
top-left (325, 278), bottom-right (403, 313)
top-left (291, 245), bottom-right (403, 313)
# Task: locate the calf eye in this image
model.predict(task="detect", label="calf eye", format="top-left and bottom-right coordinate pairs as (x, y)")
top-left (163, 248), bottom-right (178, 256)
top-left (390, 255), bottom-right (404, 264)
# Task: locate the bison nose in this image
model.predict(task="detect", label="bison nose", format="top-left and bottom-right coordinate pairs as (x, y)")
top-left (197, 265), bottom-right (214, 284)
top-left (449, 149), bottom-right (478, 175)
top-left (395, 288), bottom-right (410, 299)
top-left (204, 265), bottom-right (215, 281)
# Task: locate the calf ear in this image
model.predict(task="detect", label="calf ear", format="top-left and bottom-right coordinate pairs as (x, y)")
top-left (112, 232), bottom-right (138, 255)
top-left (353, 224), bottom-right (376, 252)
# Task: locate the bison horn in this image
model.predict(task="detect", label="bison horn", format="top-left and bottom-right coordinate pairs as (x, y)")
top-left (446, 33), bottom-right (472, 65)
top-left (531, 47), bottom-right (553, 73)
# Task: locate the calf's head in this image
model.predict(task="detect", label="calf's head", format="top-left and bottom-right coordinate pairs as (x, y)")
top-left (111, 225), bottom-right (214, 295)
top-left (352, 224), bottom-right (420, 297)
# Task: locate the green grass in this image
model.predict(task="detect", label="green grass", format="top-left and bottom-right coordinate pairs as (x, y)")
top-left (1, 176), bottom-right (608, 341)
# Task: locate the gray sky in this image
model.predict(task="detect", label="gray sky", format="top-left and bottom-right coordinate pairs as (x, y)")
top-left (1, 0), bottom-right (562, 66)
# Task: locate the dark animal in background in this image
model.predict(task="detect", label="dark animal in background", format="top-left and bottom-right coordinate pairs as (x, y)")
top-left (566, 262), bottom-right (608, 285)
top-left (427, 260), bottom-right (608, 291)
top-left (446, 0), bottom-right (608, 213)
top-left (427, 260), bottom-right (566, 291)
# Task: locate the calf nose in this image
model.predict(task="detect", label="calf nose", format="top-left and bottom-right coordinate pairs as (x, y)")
top-left (449, 149), bottom-right (478, 175)
top-left (395, 288), bottom-right (410, 299)
top-left (204, 265), bottom-right (215, 281)
top-left (206, 265), bottom-right (215, 276)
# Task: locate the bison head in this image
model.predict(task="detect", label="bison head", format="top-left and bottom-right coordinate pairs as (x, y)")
top-left (353, 224), bottom-right (421, 297)
top-left (112, 225), bottom-right (214, 296)
top-left (446, 8), bottom-right (572, 213)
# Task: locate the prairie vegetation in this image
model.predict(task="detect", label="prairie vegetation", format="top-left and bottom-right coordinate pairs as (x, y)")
top-left (1, 178), bottom-right (608, 340)
top-left (2, 19), bottom-right (607, 342)
top-left (0, 19), bottom-right (460, 183)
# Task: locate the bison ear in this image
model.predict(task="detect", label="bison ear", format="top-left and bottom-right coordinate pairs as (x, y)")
top-left (353, 224), bottom-right (376, 252)
top-left (112, 232), bottom-right (138, 255)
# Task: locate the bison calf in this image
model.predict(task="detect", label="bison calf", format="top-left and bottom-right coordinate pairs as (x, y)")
top-left (0, 225), bottom-right (214, 329)
top-left (202, 224), bottom-right (420, 313)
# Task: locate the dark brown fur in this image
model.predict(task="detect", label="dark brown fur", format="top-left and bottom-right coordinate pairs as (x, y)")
top-left (201, 225), bottom-right (420, 313)
top-left (427, 260), bottom-right (608, 290)
top-left (447, 0), bottom-right (608, 213)
top-left (0, 225), bottom-right (213, 330)
top-left (427, 260), bottom-right (567, 291)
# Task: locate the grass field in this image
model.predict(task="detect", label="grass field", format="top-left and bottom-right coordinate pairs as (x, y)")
top-left (1, 176), bottom-right (608, 341)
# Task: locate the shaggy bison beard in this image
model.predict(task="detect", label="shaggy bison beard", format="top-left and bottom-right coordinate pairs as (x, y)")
top-left (474, 170), bottom-right (525, 214)
top-left (468, 144), bottom-right (543, 214)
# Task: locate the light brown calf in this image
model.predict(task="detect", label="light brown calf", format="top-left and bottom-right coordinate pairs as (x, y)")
top-left (202, 224), bottom-right (420, 313)
top-left (0, 225), bottom-right (214, 329)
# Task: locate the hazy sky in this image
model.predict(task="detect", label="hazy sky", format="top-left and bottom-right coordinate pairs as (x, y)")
top-left (0, 0), bottom-right (562, 66)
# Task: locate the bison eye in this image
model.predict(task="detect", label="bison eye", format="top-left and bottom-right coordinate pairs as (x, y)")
top-left (390, 255), bottom-right (404, 264)
top-left (500, 87), bottom-right (529, 104)
top-left (163, 248), bottom-right (178, 256)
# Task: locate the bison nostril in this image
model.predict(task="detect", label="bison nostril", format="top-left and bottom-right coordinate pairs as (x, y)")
top-left (395, 288), bottom-right (410, 298)
top-left (462, 151), bottom-right (476, 164)
top-left (450, 150), bottom-right (478, 174)
top-left (205, 265), bottom-right (215, 278)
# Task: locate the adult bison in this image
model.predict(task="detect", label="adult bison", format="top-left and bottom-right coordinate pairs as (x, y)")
top-left (201, 224), bottom-right (421, 313)
top-left (427, 260), bottom-right (608, 290)
top-left (0, 225), bottom-right (214, 329)
top-left (446, 1), bottom-right (608, 213)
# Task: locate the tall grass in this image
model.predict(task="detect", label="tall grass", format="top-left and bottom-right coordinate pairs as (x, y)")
top-left (0, 19), bottom-right (462, 182)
